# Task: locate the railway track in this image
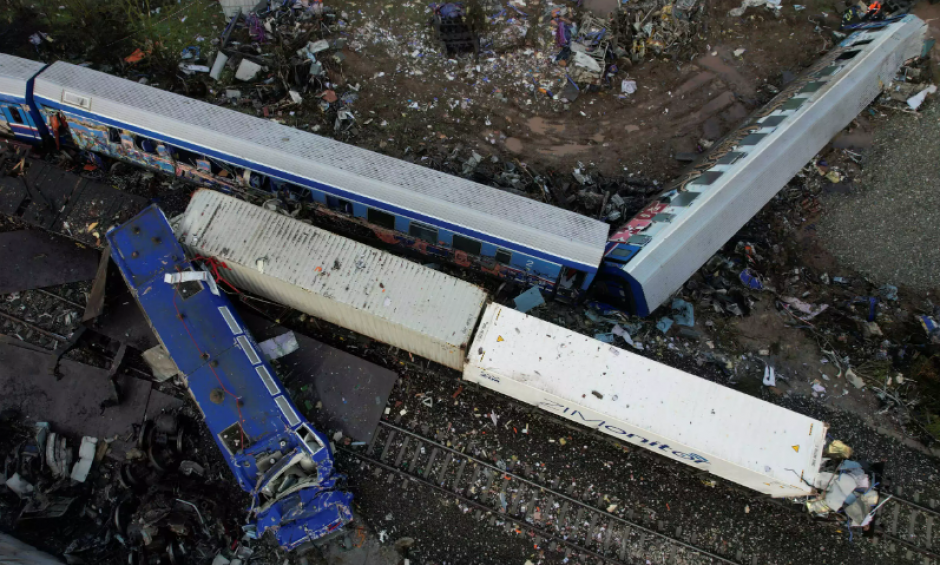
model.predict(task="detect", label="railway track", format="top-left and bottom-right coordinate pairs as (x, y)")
top-left (880, 488), bottom-right (940, 563)
top-left (338, 420), bottom-right (766, 565)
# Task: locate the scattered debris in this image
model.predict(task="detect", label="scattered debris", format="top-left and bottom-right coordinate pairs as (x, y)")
top-left (68, 436), bottom-right (98, 483)
top-left (729, 0), bottom-right (781, 17)
top-left (906, 84), bottom-right (936, 110)
top-left (513, 286), bottom-right (545, 313)
top-left (142, 344), bottom-right (181, 382)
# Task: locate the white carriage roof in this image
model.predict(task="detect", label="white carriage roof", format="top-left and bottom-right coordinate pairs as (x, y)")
top-left (0, 54), bottom-right (45, 100)
top-left (617, 16), bottom-right (926, 311)
top-left (34, 62), bottom-right (609, 269)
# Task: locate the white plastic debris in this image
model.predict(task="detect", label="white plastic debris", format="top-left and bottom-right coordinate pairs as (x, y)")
top-left (762, 365), bottom-right (776, 387)
top-left (179, 64), bottom-right (211, 74)
top-left (164, 270), bottom-right (219, 295)
top-left (288, 90), bottom-right (303, 104)
top-left (5, 473), bottom-right (34, 498)
top-left (781, 296), bottom-right (828, 320)
top-left (733, 48), bottom-right (746, 58)
top-left (906, 85), bottom-right (936, 110)
top-left (45, 433), bottom-right (71, 478)
top-left (258, 332), bottom-right (299, 361)
top-left (210, 52), bottom-right (229, 80)
top-left (729, 0), bottom-right (781, 16)
top-left (572, 51), bottom-right (602, 73)
top-left (845, 368), bottom-right (865, 389)
top-left (621, 79), bottom-right (637, 94)
top-left (70, 436), bottom-right (98, 482)
top-left (306, 39), bottom-right (330, 54)
top-left (235, 59), bottom-right (262, 81)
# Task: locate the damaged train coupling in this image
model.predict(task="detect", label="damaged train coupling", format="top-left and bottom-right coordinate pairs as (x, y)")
top-left (104, 204), bottom-right (354, 551)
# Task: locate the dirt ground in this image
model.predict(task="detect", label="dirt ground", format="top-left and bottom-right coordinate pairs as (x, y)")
top-left (330, 0), bottom-right (835, 181)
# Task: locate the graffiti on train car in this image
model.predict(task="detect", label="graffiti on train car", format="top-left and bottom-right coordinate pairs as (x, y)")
top-left (607, 34), bottom-right (864, 249)
top-left (313, 204), bottom-right (568, 295)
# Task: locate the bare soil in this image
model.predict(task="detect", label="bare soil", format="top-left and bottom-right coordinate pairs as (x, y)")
top-left (330, 0), bottom-right (838, 182)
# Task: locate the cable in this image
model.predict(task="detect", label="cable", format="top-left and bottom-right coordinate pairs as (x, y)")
top-left (171, 265), bottom-right (246, 450)
top-left (192, 255), bottom-right (241, 294)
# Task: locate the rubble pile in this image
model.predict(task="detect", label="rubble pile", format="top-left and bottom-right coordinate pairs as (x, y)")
top-left (162, 0), bottom-right (704, 131)
top-left (0, 412), bottom-right (257, 565)
top-left (805, 441), bottom-right (886, 526)
top-left (612, 0), bottom-right (700, 65)
top-left (167, 2), bottom-right (363, 136)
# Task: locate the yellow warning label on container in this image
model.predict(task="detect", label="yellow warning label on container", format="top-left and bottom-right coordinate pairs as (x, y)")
top-left (497, 336), bottom-right (504, 342)
top-left (792, 445), bottom-right (800, 453)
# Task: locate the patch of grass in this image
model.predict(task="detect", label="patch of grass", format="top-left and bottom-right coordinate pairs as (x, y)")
top-left (122, 0), bottom-right (226, 57)
top-left (927, 415), bottom-right (940, 442)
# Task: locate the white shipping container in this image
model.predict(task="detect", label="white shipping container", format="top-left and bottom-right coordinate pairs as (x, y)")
top-left (174, 190), bottom-right (488, 370)
top-left (464, 304), bottom-right (827, 497)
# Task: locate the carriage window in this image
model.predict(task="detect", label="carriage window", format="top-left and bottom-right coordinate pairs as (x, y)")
top-left (367, 208), bottom-right (396, 230)
top-left (8, 107), bottom-right (24, 124)
top-left (495, 248), bottom-right (512, 265)
top-left (108, 127), bottom-right (121, 143)
top-left (135, 135), bottom-right (157, 154)
top-left (409, 221), bottom-right (438, 244)
top-left (171, 145), bottom-right (203, 167)
top-left (836, 50), bottom-right (861, 61)
top-left (327, 196), bottom-right (353, 214)
top-left (453, 234), bottom-right (482, 255)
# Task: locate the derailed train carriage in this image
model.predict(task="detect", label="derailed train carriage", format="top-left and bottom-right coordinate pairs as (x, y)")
top-left (106, 205), bottom-right (354, 550)
top-left (0, 14), bottom-right (928, 316)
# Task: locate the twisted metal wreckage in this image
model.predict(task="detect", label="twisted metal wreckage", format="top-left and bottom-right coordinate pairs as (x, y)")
top-left (105, 206), bottom-right (354, 550)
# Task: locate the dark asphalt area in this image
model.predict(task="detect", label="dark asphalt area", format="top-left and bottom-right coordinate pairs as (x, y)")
top-left (820, 100), bottom-right (940, 293)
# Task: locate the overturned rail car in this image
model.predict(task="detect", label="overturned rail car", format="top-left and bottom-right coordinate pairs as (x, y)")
top-left (174, 189), bottom-right (488, 371)
top-left (465, 304), bottom-right (828, 498)
top-left (106, 206), bottom-right (353, 550)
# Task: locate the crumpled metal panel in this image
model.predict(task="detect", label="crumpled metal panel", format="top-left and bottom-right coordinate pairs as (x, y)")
top-left (106, 205), bottom-right (353, 548)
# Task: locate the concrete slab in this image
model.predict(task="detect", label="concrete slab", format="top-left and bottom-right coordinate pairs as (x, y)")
top-left (239, 310), bottom-right (398, 443)
top-left (0, 231), bottom-right (99, 294)
top-left (0, 340), bottom-right (152, 438)
top-left (91, 290), bottom-right (160, 351)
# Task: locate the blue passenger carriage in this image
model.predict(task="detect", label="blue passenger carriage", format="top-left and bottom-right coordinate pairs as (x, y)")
top-left (0, 55), bottom-right (48, 144)
top-left (30, 61), bottom-right (610, 300)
